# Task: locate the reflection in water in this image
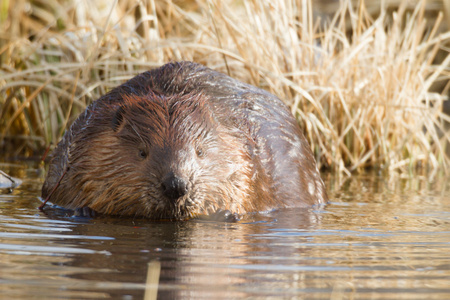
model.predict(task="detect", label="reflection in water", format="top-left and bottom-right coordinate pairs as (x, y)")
top-left (0, 161), bottom-right (449, 299)
top-left (45, 207), bottom-right (321, 299)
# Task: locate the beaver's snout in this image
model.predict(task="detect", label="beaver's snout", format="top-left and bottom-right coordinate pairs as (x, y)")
top-left (161, 171), bottom-right (189, 202)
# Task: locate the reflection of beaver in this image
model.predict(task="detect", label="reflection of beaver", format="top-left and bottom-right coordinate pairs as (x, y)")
top-left (41, 61), bottom-right (327, 220)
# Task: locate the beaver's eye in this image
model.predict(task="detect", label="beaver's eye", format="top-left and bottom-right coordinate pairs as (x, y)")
top-left (138, 149), bottom-right (148, 159)
top-left (196, 147), bottom-right (205, 158)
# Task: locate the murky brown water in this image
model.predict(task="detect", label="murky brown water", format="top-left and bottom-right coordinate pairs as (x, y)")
top-left (1, 160), bottom-right (449, 299)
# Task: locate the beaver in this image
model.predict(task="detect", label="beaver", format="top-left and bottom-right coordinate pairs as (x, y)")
top-left (41, 61), bottom-right (327, 220)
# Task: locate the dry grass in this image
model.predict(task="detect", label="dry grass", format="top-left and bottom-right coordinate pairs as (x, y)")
top-left (0, 0), bottom-right (449, 173)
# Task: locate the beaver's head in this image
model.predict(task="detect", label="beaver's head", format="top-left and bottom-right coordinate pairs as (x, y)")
top-left (62, 92), bottom-right (260, 220)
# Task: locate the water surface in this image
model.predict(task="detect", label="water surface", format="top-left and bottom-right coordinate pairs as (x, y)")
top-left (1, 161), bottom-right (449, 299)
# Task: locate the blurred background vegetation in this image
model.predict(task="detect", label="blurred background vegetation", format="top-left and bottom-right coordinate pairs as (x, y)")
top-left (0, 0), bottom-right (449, 174)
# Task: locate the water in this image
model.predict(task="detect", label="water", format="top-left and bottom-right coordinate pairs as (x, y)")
top-left (1, 161), bottom-right (449, 299)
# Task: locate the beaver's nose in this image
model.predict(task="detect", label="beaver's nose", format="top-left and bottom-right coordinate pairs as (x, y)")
top-left (161, 172), bottom-right (189, 201)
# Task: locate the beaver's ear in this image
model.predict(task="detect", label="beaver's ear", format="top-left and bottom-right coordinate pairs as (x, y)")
top-left (112, 106), bottom-right (126, 132)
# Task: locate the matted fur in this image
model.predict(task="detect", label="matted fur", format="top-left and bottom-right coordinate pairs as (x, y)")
top-left (42, 61), bottom-right (327, 220)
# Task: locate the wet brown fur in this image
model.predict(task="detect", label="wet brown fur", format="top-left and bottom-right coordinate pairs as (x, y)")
top-left (42, 61), bottom-right (327, 220)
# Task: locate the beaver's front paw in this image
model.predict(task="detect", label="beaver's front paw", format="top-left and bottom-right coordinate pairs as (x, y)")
top-left (74, 207), bottom-right (98, 218)
top-left (210, 209), bottom-right (240, 222)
